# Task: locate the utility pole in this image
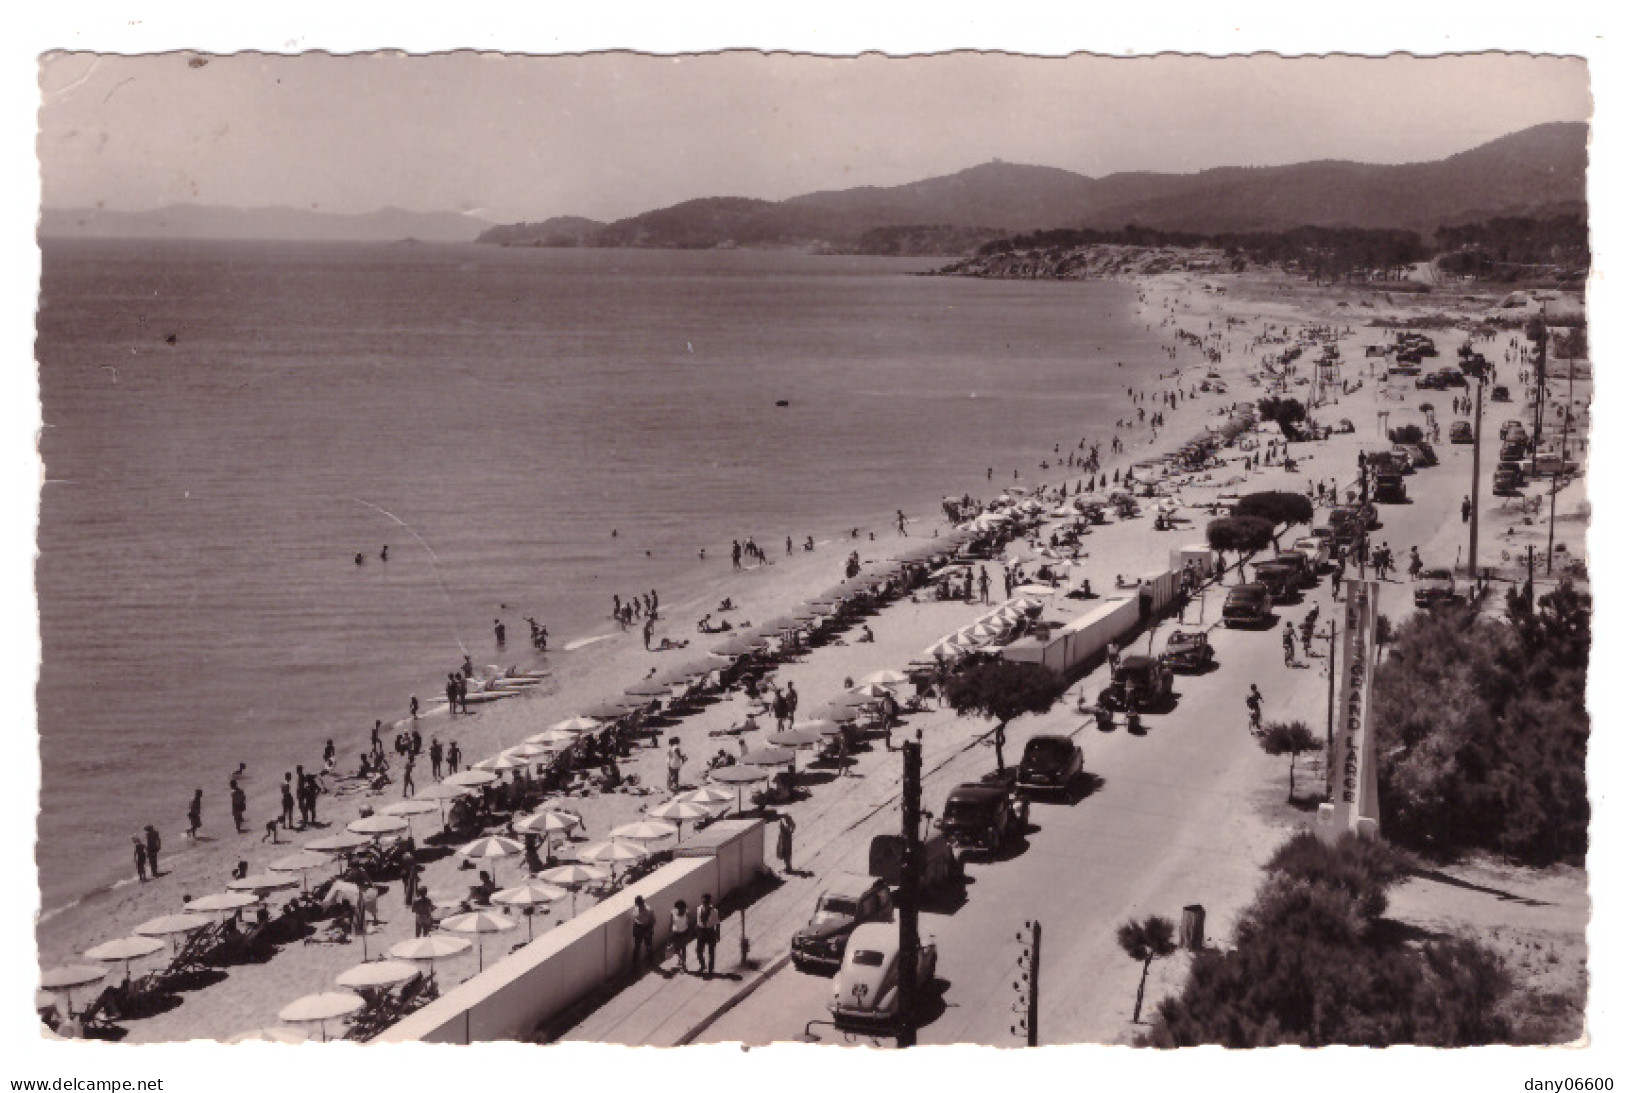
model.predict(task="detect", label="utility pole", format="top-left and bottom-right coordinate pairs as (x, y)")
top-left (895, 740), bottom-right (923, 1048)
top-left (1012, 920), bottom-right (1041, 1047)
top-left (1529, 314), bottom-right (1549, 452)
top-left (1468, 367), bottom-right (1485, 578)
top-left (1356, 452), bottom-right (1369, 580)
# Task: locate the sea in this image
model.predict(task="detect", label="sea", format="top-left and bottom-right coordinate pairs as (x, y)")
top-left (35, 239), bottom-right (1168, 916)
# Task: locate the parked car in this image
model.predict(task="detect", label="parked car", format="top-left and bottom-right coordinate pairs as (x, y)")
top-left (867, 833), bottom-right (962, 895)
top-left (1253, 560), bottom-right (1300, 602)
top-left (1277, 549), bottom-right (1318, 587)
top-left (1414, 568), bottom-right (1461, 608)
top-left (1491, 385), bottom-right (1512, 403)
top-left (1400, 442), bottom-right (1438, 468)
top-left (1500, 440), bottom-right (1528, 462)
top-left (1223, 583), bottom-right (1273, 627)
top-left (1501, 420), bottom-right (1527, 441)
top-left (1163, 629), bottom-right (1216, 671)
top-left (1450, 420), bottom-right (1473, 444)
top-left (1100, 655), bottom-right (1175, 711)
top-left (1373, 473), bottom-right (1407, 504)
top-left (829, 921), bottom-right (938, 1032)
top-left (1293, 536), bottom-right (1331, 572)
top-left (938, 777), bottom-right (1029, 856)
top-left (1492, 469), bottom-right (1524, 496)
top-left (1015, 735), bottom-right (1085, 797)
top-left (792, 873), bottom-right (894, 973)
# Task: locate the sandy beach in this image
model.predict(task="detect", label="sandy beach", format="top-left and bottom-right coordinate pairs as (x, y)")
top-left (37, 263), bottom-right (1588, 1043)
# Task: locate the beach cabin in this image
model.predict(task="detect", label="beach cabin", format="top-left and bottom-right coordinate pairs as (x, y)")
top-left (1001, 596), bottom-right (1138, 677)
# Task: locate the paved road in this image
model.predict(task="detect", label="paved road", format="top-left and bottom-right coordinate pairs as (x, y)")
top-left (700, 401), bottom-right (1499, 1046)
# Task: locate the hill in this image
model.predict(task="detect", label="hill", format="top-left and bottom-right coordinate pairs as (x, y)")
top-left (476, 122), bottom-right (1585, 255)
top-left (38, 205), bottom-right (490, 243)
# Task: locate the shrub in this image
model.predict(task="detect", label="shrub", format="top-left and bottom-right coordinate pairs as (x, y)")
top-left (1235, 490), bottom-right (1315, 529)
top-left (1206, 515), bottom-right (1275, 555)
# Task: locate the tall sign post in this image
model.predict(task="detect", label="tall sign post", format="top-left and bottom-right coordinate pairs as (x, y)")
top-left (1316, 579), bottom-right (1381, 842)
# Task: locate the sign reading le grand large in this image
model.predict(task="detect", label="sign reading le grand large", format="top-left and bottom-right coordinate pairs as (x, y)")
top-left (1327, 579), bottom-right (1381, 837)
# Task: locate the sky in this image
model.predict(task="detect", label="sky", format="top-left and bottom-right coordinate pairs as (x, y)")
top-left (36, 51), bottom-right (1591, 225)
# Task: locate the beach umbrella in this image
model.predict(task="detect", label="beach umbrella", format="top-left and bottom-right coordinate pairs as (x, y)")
top-left (923, 637), bottom-right (971, 660)
top-left (536, 862), bottom-right (610, 916)
top-left (527, 730), bottom-right (579, 749)
top-left (504, 743), bottom-right (553, 761)
top-left (382, 799), bottom-right (439, 818)
top-left (861, 669), bottom-right (909, 686)
top-left (336, 959), bottom-right (420, 992)
top-left (546, 716), bottom-right (602, 735)
top-left (581, 701), bottom-right (635, 721)
top-left (807, 702), bottom-right (859, 724)
top-left (347, 814), bottom-right (410, 837)
top-left (677, 786), bottom-right (737, 807)
top-left (133, 912), bottom-right (214, 939)
top-left (39, 965), bottom-right (107, 1015)
top-left (646, 798), bottom-right (713, 838)
top-left (226, 1026), bottom-right (310, 1044)
top-left (578, 839), bottom-right (648, 865)
top-left (514, 809), bottom-right (581, 836)
top-left (414, 782), bottom-right (470, 802)
top-left (768, 728), bottom-right (824, 749)
top-left (491, 882), bottom-right (567, 940)
top-left (444, 769), bottom-right (498, 788)
top-left (710, 633), bottom-right (770, 658)
top-left (190, 889), bottom-right (264, 910)
top-left (268, 850), bottom-right (332, 889)
top-left (441, 910), bottom-right (518, 971)
top-left (306, 831), bottom-right (372, 853)
top-left (710, 763), bottom-right (769, 813)
top-left (790, 603), bottom-right (834, 620)
top-left (848, 682), bottom-right (894, 698)
top-left (623, 677), bottom-right (673, 698)
top-left (831, 691), bottom-right (879, 709)
top-left (756, 616), bottom-right (803, 634)
top-left (741, 745), bottom-right (795, 767)
top-left (473, 752), bottom-right (528, 773)
top-left (278, 991), bottom-right (365, 1042)
top-left (388, 936), bottom-right (471, 981)
top-left (459, 835), bottom-right (524, 883)
top-left (610, 820), bottom-right (678, 842)
top-left (84, 935), bottom-right (164, 981)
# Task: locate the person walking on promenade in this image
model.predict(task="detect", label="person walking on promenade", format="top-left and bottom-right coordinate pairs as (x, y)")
top-left (631, 896), bottom-right (656, 970)
top-left (1461, 495), bottom-right (1472, 524)
top-left (1282, 626), bottom-right (1296, 668)
top-left (696, 894), bottom-right (720, 977)
top-left (1246, 685), bottom-right (1264, 733)
top-left (1408, 546), bottom-right (1424, 581)
top-left (230, 778), bottom-right (247, 834)
top-left (448, 740), bottom-right (462, 774)
top-left (777, 814), bottom-right (797, 875)
top-left (133, 836), bottom-right (148, 882)
top-left (668, 899), bottom-right (694, 973)
top-left (667, 737), bottom-right (687, 793)
top-left (430, 738), bottom-right (444, 780)
top-left (1331, 560), bottom-right (1345, 601)
top-left (187, 790), bottom-right (203, 840)
top-left (144, 825), bottom-right (162, 878)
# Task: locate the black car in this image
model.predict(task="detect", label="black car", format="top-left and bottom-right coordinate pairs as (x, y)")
top-left (1373, 473), bottom-right (1407, 504)
top-left (1491, 386), bottom-right (1512, 403)
top-left (939, 780), bottom-right (1029, 856)
top-left (1450, 420), bottom-right (1473, 444)
top-left (1015, 735), bottom-right (1084, 797)
top-left (1223, 583), bottom-right (1273, 627)
top-left (1163, 629), bottom-right (1215, 671)
top-left (792, 872), bottom-right (895, 972)
top-left (1100, 655), bottom-right (1175, 711)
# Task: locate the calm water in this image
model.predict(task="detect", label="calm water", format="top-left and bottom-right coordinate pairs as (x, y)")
top-left (36, 240), bottom-right (1161, 911)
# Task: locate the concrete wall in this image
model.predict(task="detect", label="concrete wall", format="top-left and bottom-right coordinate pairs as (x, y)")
top-left (377, 818), bottom-right (767, 1044)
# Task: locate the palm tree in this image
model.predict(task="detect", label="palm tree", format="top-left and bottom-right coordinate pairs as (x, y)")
top-left (1117, 915), bottom-right (1178, 1023)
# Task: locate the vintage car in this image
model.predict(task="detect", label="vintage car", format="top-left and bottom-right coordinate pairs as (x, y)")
top-left (1100, 655), bottom-right (1175, 712)
top-left (1252, 560), bottom-right (1301, 603)
top-left (1162, 629), bottom-right (1215, 672)
top-left (1015, 734), bottom-right (1084, 796)
top-left (1373, 473), bottom-right (1407, 504)
top-left (1492, 468), bottom-right (1524, 496)
top-left (938, 777), bottom-right (1029, 856)
top-left (867, 832), bottom-right (962, 894)
top-left (1499, 440), bottom-right (1528, 462)
top-left (1450, 420), bottom-right (1473, 444)
top-left (1501, 420), bottom-right (1528, 442)
top-left (1292, 536), bottom-right (1332, 573)
top-left (829, 921), bottom-right (938, 1031)
top-left (1414, 568), bottom-right (1461, 609)
top-left (792, 872), bottom-right (895, 973)
top-left (1491, 386), bottom-right (1512, 403)
top-left (1223, 583), bottom-right (1273, 627)
top-left (1398, 442), bottom-right (1438, 468)
top-left (1276, 549), bottom-right (1318, 589)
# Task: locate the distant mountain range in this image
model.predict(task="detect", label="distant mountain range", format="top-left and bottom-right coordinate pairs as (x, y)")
top-left (38, 205), bottom-right (490, 242)
top-left (39, 122), bottom-right (1586, 253)
top-left (478, 121), bottom-right (1587, 253)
